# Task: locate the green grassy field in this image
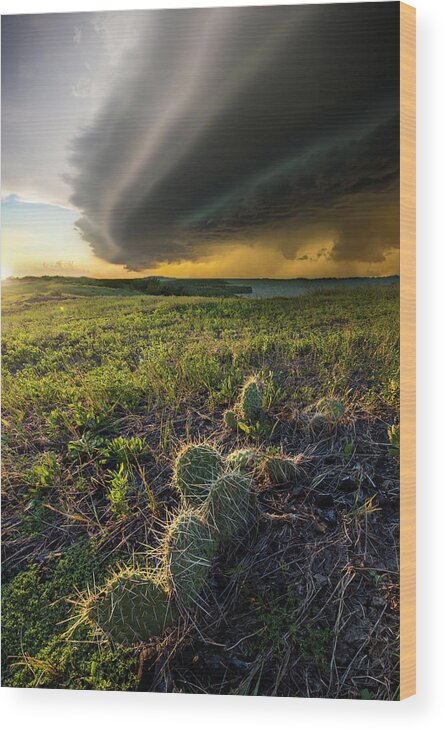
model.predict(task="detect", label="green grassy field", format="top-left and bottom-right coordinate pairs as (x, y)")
top-left (1, 279), bottom-right (400, 697)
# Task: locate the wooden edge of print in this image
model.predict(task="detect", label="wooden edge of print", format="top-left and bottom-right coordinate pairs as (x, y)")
top-left (400, 1), bottom-right (416, 701)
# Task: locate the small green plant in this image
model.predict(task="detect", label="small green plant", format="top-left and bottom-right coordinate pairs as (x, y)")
top-left (369, 570), bottom-right (384, 586)
top-left (175, 443), bottom-right (224, 506)
top-left (347, 495), bottom-right (381, 520)
top-left (360, 688), bottom-right (375, 700)
top-left (78, 568), bottom-right (177, 645)
top-left (68, 433), bottom-right (105, 462)
top-left (106, 463), bottom-right (131, 516)
top-left (299, 626), bottom-right (333, 669)
top-left (100, 436), bottom-right (150, 466)
top-left (253, 590), bottom-right (332, 668)
top-left (253, 588), bottom-right (300, 652)
top-left (317, 398), bottom-right (345, 420)
top-left (163, 510), bottom-right (216, 610)
top-left (46, 407), bottom-right (74, 438)
top-left (342, 440), bottom-right (355, 457)
top-left (24, 452), bottom-right (60, 497)
top-left (387, 424), bottom-right (400, 457)
top-left (22, 500), bottom-right (53, 536)
top-left (214, 373), bottom-right (241, 404)
top-left (262, 370), bottom-right (286, 411)
top-left (70, 403), bottom-right (110, 433)
top-left (237, 418), bottom-right (277, 441)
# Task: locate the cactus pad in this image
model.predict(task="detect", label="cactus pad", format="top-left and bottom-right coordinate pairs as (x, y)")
top-left (164, 510), bottom-right (216, 610)
top-left (86, 569), bottom-right (176, 645)
top-left (265, 456), bottom-right (300, 487)
top-left (304, 412), bottom-right (336, 439)
top-left (205, 471), bottom-right (254, 542)
top-left (226, 448), bottom-right (259, 473)
top-left (240, 376), bottom-right (263, 424)
top-left (175, 443), bottom-right (224, 506)
top-left (223, 409), bottom-right (238, 431)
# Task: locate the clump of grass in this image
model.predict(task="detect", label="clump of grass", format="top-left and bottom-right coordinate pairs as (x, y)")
top-left (316, 397), bottom-right (345, 420)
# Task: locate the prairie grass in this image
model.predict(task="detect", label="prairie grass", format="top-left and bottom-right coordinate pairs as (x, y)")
top-left (1, 279), bottom-right (400, 696)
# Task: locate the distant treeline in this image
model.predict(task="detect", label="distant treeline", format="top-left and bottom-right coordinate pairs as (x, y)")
top-left (7, 276), bottom-right (252, 297)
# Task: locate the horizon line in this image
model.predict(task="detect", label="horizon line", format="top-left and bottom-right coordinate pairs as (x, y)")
top-left (2, 273), bottom-right (400, 283)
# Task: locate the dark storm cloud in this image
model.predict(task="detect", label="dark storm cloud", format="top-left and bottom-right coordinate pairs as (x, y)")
top-left (67, 3), bottom-right (400, 270)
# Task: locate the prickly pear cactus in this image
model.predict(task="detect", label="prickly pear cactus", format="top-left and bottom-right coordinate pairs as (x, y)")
top-left (175, 443), bottom-right (224, 506)
top-left (226, 448), bottom-right (259, 473)
top-left (85, 569), bottom-right (177, 645)
top-left (204, 471), bottom-right (254, 542)
top-left (304, 412), bottom-right (336, 439)
top-left (223, 409), bottom-right (238, 431)
top-left (240, 376), bottom-right (263, 424)
top-left (265, 456), bottom-right (300, 488)
top-left (164, 510), bottom-right (216, 610)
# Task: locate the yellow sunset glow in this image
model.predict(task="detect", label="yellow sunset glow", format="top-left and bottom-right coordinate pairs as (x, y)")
top-left (1, 225), bottom-right (400, 281)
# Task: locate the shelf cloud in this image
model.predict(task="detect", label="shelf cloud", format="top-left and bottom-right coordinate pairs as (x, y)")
top-left (67, 3), bottom-right (400, 272)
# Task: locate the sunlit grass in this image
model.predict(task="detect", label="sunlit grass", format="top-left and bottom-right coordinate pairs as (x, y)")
top-left (1, 279), bottom-right (400, 692)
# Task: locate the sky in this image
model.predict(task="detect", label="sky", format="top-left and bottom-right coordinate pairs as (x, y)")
top-left (1, 3), bottom-right (400, 280)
